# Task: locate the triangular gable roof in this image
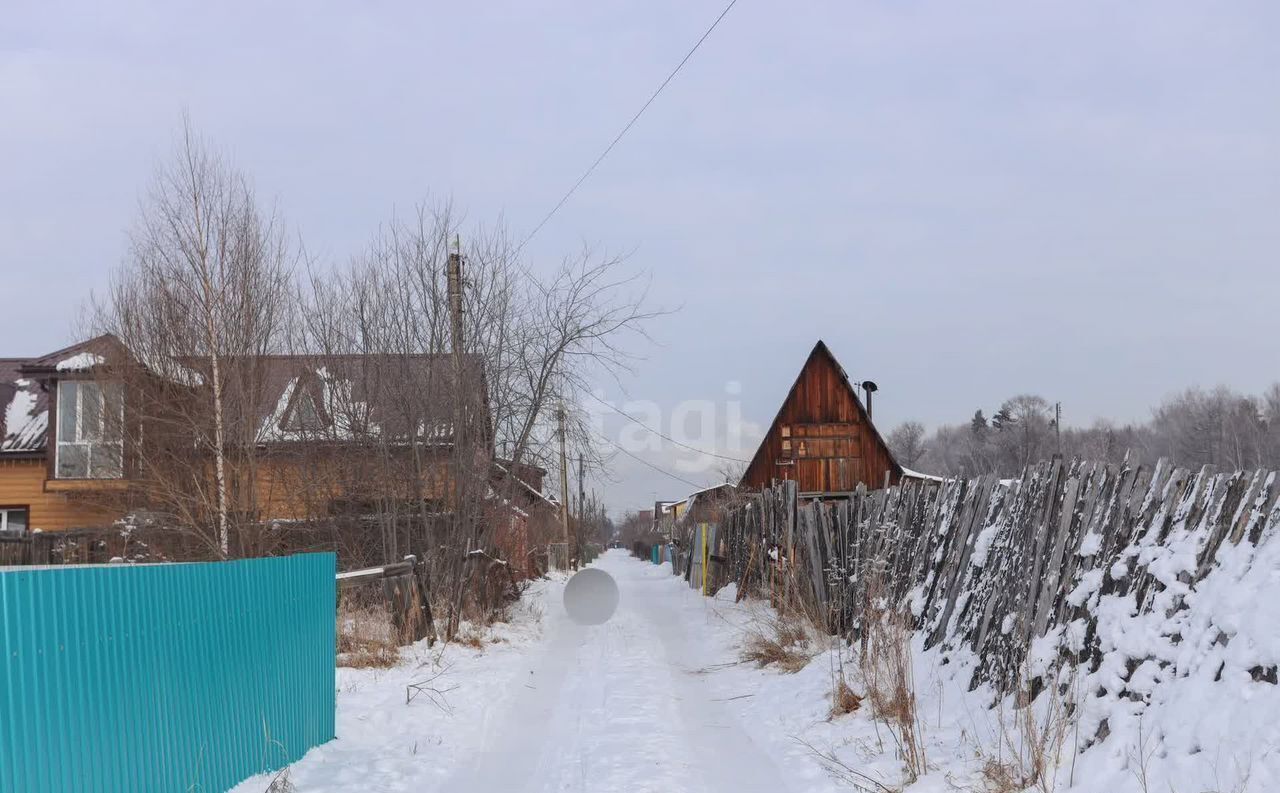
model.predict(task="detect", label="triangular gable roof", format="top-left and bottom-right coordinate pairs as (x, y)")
top-left (21, 334), bottom-right (126, 373)
top-left (250, 353), bottom-right (490, 445)
top-left (739, 339), bottom-right (901, 488)
top-left (2, 335), bottom-right (127, 456)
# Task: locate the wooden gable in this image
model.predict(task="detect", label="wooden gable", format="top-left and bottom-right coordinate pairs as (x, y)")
top-left (739, 340), bottom-right (901, 494)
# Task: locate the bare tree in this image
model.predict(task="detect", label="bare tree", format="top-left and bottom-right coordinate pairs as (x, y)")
top-left (290, 202), bottom-right (657, 632)
top-left (887, 421), bottom-right (927, 469)
top-left (905, 383), bottom-right (1280, 479)
top-left (91, 118), bottom-right (293, 558)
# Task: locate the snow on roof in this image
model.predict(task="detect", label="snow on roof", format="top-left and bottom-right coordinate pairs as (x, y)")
top-left (255, 363), bottom-right (463, 445)
top-left (1, 375), bottom-right (48, 453)
top-left (55, 352), bottom-right (105, 371)
top-left (492, 461), bottom-right (558, 509)
top-left (900, 466), bottom-right (948, 483)
top-left (682, 482), bottom-right (736, 499)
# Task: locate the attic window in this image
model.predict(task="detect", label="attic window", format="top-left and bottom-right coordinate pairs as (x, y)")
top-left (55, 381), bottom-right (124, 479)
top-left (284, 389), bottom-right (326, 432)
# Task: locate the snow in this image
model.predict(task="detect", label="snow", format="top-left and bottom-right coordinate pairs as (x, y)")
top-left (1, 380), bottom-right (46, 451)
top-left (233, 553), bottom-right (806, 792)
top-left (900, 466), bottom-right (948, 483)
top-left (54, 352), bottom-right (104, 371)
top-left (232, 548), bottom-right (1280, 793)
top-left (1078, 530), bottom-right (1103, 557)
top-left (1066, 567), bottom-right (1104, 607)
top-left (970, 523), bottom-right (999, 567)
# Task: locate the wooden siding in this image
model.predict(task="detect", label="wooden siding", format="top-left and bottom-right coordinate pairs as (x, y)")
top-left (739, 341), bottom-right (901, 493)
top-left (251, 455), bottom-right (455, 522)
top-left (0, 458), bottom-right (117, 531)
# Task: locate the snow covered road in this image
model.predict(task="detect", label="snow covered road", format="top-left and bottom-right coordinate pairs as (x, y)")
top-left (236, 548), bottom-right (1280, 793)
top-left (442, 550), bottom-right (796, 793)
top-left (234, 549), bottom-right (833, 793)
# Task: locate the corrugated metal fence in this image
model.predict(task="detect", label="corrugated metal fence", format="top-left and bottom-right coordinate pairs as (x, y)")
top-left (0, 553), bottom-right (336, 792)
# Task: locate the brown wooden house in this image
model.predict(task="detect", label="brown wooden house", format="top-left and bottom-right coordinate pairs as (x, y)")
top-left (0, 335), bottom-right (554, 567)
top-left (739, 340), bottom-right (901, 495)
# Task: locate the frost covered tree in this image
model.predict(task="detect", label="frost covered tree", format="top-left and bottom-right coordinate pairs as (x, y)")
top-left (909, 385), bottom-right (1280, 478)
top-left (887, 421), bottom-right (927, 469)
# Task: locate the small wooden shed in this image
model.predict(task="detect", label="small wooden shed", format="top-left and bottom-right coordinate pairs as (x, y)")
top-left (739, 340), bottom-right (901, 494)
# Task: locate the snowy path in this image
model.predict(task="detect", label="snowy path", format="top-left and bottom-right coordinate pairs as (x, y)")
top-left (234, 550), bottom-right (834, 793)
top-left (443, 550), bottom-right (797, 793)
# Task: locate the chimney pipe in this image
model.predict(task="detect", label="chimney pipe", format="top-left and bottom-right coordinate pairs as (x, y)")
top-left (861, 380), bottom-right (878, 420)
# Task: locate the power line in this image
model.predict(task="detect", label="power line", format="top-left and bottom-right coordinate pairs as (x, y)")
top-left (593, 432), bottom-right (706, 490)
top-left (519, 0), bottom-right (740, 250)
top-left (585, 390), bottom-right (749, 463)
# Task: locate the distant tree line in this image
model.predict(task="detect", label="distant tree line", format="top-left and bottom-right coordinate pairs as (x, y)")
top-left (887, 386), bottom-right (1280, 478)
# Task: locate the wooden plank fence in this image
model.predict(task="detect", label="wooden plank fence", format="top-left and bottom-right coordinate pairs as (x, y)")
top-left (718, 457), bottom-right (1280, 694)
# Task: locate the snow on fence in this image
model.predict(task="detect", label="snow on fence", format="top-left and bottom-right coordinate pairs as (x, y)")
top-left (721, 458), bottom-right (1280, 702)
top-left (0, 553), bottom-right (337, 793)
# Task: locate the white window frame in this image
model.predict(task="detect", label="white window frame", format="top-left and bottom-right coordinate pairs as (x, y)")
top-left (54, 380), bottom-right (125, 479)
top-left (0, 507), bottom-right (29, 535)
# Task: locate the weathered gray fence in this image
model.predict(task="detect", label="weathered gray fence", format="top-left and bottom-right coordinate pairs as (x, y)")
top-left (722, 458), bottom-right (1280, 694)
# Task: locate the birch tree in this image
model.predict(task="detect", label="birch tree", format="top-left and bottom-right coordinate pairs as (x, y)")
top-left (93, 119), bottom-right (293, 558)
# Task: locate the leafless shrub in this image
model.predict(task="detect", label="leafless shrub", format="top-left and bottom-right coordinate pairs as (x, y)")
top-left (405, 662), bottom-right (456, 713)
top-left (741, 608), bottom-right (816, 673)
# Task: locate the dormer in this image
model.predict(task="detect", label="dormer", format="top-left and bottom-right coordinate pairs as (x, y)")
top-left (17, 335), bottom-right (131, 485)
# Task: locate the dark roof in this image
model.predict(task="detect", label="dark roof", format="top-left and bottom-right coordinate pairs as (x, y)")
top-left (0, 358), bottom-right (47, 454)
top-left (3, 335), bottom-right (127, 456)
top-left (20, 334), bottom-right (124, 373)
top-left (200, 352), bottom-right (490, 445)
top-left (2, 333), bottom-right (491, 453)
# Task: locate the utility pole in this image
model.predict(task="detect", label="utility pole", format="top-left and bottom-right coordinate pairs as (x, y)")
top-left (577, 452), bottom-right (585, 525)
top-left (445, 239), bottom-right (467, 639)
top-left (447, 243), bottom-right (466, 483)
top-left (557, 404), bottom-right (571, 548)
top-left (1054, 401), bottom-right (1062, 456)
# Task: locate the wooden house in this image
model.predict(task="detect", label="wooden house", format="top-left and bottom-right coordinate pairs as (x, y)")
top-left (1, 338), bottom-right (124, 535)
top-left (0, 335), bottom-right (552, 566)
top-left (739, 340), bottom-right (901, 495)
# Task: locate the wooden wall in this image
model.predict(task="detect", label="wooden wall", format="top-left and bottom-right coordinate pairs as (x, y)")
top-left (740, 342), bottom-right (900, 493)
top-left (0, 458), bottom-right (118, 531)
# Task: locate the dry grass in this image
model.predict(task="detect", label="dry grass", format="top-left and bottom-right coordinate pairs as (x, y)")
top-left (980, 666), bottom-right (1077, 793)
top-left (455, 625), bottom-right (486, 650)
top-left (741, 609), bottom-right (817, 673)
top-left (830, 674), bottom-right (864, 719)
top-left (857, 594), bottom-right (927, 784)
top-left (980, 756), bottom-right (1026, 793)
top-left (337, 602), bottom-right (401, 669)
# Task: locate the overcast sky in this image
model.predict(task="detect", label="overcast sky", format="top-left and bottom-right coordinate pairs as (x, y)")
top-left (4, 1), bottom-right (1278, 514)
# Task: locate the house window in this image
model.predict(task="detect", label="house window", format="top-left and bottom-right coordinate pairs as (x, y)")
top-left (782, 423), bottom-right (859, 459)
top-left (55, 381), bottom-right (124, 479)
top-left (0, 507), bottom-right (28, 535)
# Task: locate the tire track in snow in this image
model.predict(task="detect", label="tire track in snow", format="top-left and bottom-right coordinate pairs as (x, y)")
top-left (442, 552), bottom-right (796, 793)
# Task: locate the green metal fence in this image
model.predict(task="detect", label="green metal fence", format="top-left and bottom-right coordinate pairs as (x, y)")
top-left (0, 553), bottom-right (336, 792)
